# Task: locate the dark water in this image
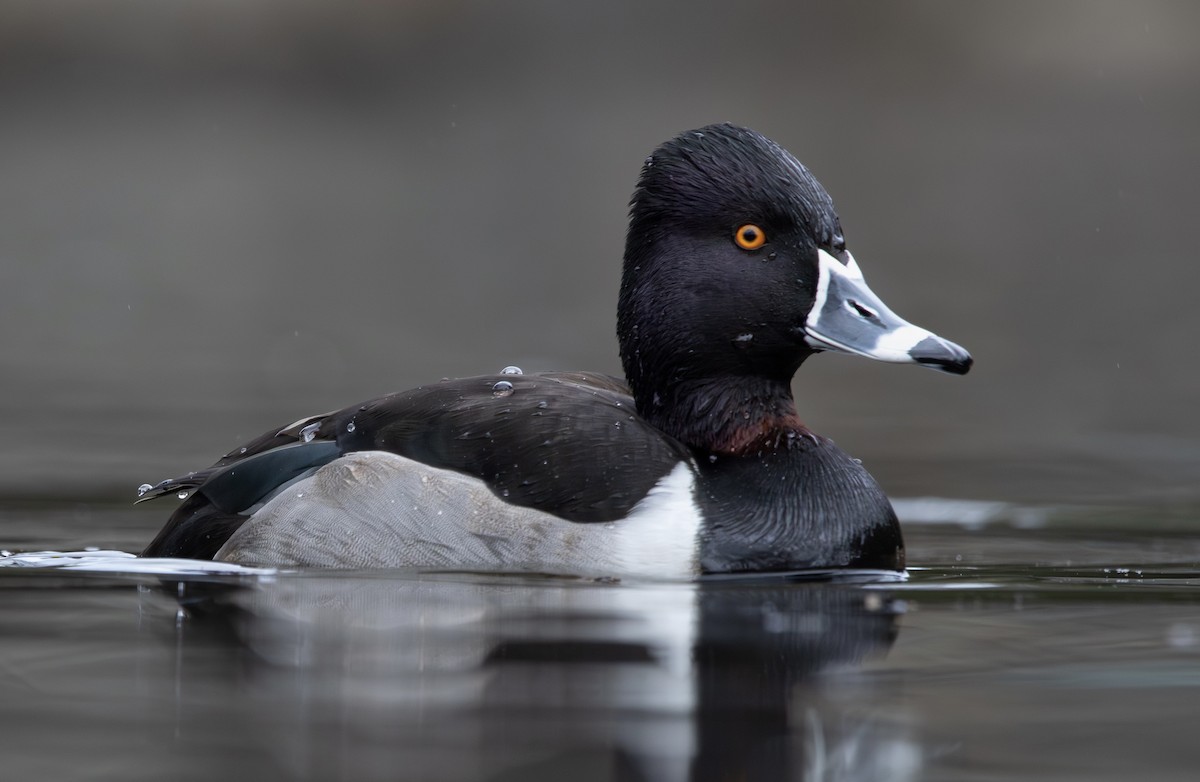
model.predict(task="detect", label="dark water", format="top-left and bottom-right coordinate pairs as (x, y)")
top-left (3, 2), bottom-right (1199, 780)
top-left (4, 503), bottom-right (1200, 781)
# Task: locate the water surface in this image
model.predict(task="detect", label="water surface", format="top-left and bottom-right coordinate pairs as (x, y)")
top-left (3, 501), bottom-right (1198, 781)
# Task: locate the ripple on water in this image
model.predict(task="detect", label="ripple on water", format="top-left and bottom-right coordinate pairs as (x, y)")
top-left (0, 549), bottom-right (277, 576)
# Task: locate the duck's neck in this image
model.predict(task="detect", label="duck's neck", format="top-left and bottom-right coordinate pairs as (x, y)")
top-left (632, 374), bottom-right (904, 573)
top-left (633, 375), bottom-right (809, 456)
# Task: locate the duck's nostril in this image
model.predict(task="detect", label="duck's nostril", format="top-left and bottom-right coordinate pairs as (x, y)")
top-left (849, 300), bottom-right (876, 319)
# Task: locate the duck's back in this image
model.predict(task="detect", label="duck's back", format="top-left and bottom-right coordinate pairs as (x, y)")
top-left (142, 372), bottom-right (698, 571)
top-left (336, 372), bottom-right (691, 521)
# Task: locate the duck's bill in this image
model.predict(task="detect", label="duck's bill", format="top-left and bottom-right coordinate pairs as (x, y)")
top-left (803, 250), bottom-right (972, 375)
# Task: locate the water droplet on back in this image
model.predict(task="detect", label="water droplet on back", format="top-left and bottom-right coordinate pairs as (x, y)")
top-left (177, 491), bottom-right (190, 500)
top-left (500, 365), bottom-right (523, 375)
top-left (347, 421), bottom-right (356, 433)
top-left (492, 380), bottom-right (514, 397)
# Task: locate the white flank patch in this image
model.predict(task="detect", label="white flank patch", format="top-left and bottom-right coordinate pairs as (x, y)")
top-left (610, 462), bottom-right (703, 579)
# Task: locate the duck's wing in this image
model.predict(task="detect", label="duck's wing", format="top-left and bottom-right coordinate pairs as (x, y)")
top-left (140, 372), bottom-right (694, 559)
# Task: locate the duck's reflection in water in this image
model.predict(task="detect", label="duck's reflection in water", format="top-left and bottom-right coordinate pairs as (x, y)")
top-left (167, 573), bottom-right (915, 781)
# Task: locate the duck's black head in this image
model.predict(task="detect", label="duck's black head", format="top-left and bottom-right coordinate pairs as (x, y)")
top-left (618, 124), bottom-right (970, 452)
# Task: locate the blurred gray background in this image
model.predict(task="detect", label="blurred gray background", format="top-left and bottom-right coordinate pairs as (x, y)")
top-left (2, 0), bottom-right (1197, 509)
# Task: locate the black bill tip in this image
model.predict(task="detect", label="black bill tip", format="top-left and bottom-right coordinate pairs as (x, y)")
top-left (909, 336), bottom-right (973, 375)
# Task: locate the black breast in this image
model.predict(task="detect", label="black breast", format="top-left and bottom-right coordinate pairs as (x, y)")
top-left (694, 436), bottom-right (903, 573)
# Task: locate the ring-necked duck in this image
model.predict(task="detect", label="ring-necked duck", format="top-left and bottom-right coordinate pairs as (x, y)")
top-left (139, 123), bottom-right (971, 577)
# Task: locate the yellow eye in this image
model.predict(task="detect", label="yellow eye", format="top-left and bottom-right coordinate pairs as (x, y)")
top-left (734, 224), bottom-right (766, 250)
